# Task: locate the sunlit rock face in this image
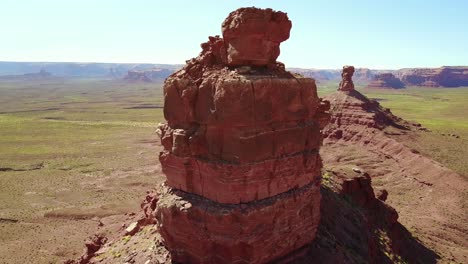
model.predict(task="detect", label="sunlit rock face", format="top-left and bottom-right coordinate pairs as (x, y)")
top-left (338, 65), bottom-right (355, 91)
top-left (156, 7), bottom-right (329, 263)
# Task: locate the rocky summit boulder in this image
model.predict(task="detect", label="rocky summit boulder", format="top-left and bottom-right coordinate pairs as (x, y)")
top-left (222, 8), bottom-right (292, 66)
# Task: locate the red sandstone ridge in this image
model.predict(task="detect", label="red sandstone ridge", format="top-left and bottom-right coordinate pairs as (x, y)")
top-left (325, 67), bottom-right (413, 138)
top-left (367, 73), bottom-right (405, 89)
top-left (321, 66), bottom-right (468, 263)
top-left (155, 7), bottom-right (328, 263)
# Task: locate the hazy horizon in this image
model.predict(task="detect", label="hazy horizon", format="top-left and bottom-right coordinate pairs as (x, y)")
top-left (1, 60), bottom-right (466, 71)
top-left (1, 0), bottom-right (467, 69)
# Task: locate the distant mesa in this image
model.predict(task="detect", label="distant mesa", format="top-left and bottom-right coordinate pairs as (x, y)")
top-left (291, 66), bottom-right (468, 88)
top-left (353, 67), bottom-right (374, 82)
top-left (0, 68), bottom-right (56, 80)
top-left (122, 68), bottom-right (173, 82)
top-left (396, 66), bottom-right (468, 87)
top-left (0, 61), bottom-right (180, 79)
top-left (367, 73), bottom-right (405, 89)
top-left (25, 68), bottom-right (52, 78)
top-left (0, 61), bottom-right (466, 87)
top-left (290, 67), bottom-right (374, 83)
top-left (123, 70), bottom-right (152, 82)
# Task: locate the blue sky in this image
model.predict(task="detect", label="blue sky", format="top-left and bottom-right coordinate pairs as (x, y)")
top-left (0, 0), bottom-right (467, 69)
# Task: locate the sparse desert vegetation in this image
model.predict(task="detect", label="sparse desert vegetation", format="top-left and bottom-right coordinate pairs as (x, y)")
top-left (1, 77), bottom-right (467, 263)
top-left (0, 79), bottom-right (166, 263)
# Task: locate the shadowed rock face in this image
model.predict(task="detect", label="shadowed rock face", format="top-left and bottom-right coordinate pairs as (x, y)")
top-left (338, 65), bottom-right (355, 91)
top-left (156, 7), bottom-right (329, 263)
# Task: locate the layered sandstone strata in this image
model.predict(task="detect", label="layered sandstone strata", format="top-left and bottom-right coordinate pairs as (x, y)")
top-left (156, 7), bottom-right (328, 263)
top-left (324, 66), bottom-right (411, 140)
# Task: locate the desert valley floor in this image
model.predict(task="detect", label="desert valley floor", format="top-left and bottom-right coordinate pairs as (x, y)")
top-left (0, 79), bottom-right (467, 263)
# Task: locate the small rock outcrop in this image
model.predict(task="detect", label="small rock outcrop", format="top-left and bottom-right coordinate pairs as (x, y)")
top-left (156, 7), bottom-right (328, 263)
top-left (367, 73), bottom-right (405, 89)
top-left (338, 65), bottom-right (355, 91)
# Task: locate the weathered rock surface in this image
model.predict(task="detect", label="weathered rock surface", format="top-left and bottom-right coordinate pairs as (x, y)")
top-left (395, 66), bottom-right (468, 87)
top-left (323, 90), bottom-right (409, 140)
top-left (222, 8), bottom-right (291, 66)
top-left (159, 150), bottom-right (321, 204)
top-left (156, 7), bottom-right (328, 263)
top-left (338, 65), bottom-right (355, 91)
top-left (155, 182), bottom-right (321, 264)
top-left (367, 73), bottom-right (405, 89)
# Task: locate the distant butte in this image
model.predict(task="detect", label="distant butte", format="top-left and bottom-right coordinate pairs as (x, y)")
top-left (367, 73), bottom-right (405, 89)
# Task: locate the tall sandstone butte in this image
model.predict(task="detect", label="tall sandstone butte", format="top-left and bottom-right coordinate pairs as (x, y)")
top-left (155, 7), bottom-right (329, 263)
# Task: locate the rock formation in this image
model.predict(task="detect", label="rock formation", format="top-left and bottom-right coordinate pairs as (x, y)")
top-left (395, 66), bottom-right (468, 87)
top-left (367, 73), bottom-right (405, 89)
top-left (324, 89), bottom-right (408, 140)
top-left (222, 8), bottom-right (291, 66)
top-left (320, 72), bottom-right (468, 263)
top-left (155, 7), bottom-right (328, 263)
top-left (353, 68), bottom-right (374, 82)
top-left (338, 65), bottom-right (355, 91)
top-left (123, 69), bottom-right (173, 82)
top-left (289, 67), bottom-right (374, 83)
top-left (123, 70), bottom-right (152, 82)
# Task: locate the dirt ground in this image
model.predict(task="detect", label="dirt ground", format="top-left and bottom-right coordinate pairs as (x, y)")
top-left (1, 80), bottom-right (467, 263)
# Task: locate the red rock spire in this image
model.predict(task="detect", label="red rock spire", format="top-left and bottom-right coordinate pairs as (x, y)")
top-left (155, 7), bottom-right (329, 263)
top-left (338, 65), bottom-right (355, 91)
